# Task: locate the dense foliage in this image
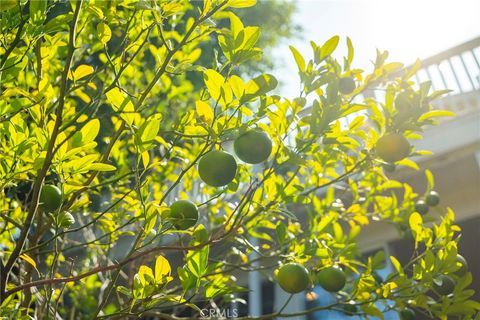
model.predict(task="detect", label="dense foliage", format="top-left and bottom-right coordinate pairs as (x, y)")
top-left (0, 0), bottom-right (478, 319)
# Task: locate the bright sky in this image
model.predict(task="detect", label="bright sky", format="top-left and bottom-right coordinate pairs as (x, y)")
top-left (275, 0), bottom-right (480, 97)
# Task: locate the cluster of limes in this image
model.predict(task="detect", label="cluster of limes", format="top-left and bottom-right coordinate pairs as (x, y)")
top-left (414, 190), bottom-right (440, 215)
top-left (167, 129), bottom-right (272, 230)
top-left (276, 263), bottom-right (347, 293)
top-left (276, 252), bottom-right (468, 317)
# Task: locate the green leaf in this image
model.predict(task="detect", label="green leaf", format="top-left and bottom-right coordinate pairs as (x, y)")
top-left (187, 246), bottom-right (209, 278)
top-left (397, 158), bottom-right (419, 171)
top-left (155, 256), bottom-right (171, 284)
top-left (409, 212), bottom-right (423, 242)
top-left (204, 69), bottom-right (226, 101)
top-left (44, 13), bottom-right (73, 34)
top-left (178, 267), bottom-right (197, 292)
top-left (346, 37), bottom-right (354, 65)
top-left (30, 0), bottom-right (47, 25)
top-left (68, 65), bottom-right (94, 81)
top-left (97, 22), bottom-right (112, 44)
top-left (242, 74), bottom-right (278, 102)
top-left (195, 100), bottom-right (214, 123)
top-left (192, 224), bottom-right (208, 244)
top-left (372, 250), bottom-right (386, 270)
top-left (319, 35), bottom-right (339, 61)
top-left (275, 222), bottom-right (287, 244)
top-left (228, 75), bottom-right (245, 99)
top-left (105, 87), bottom-right (136, 125)
top-left (404, 59), bottom-right (422, 80)
top-left (425, 169), bottom-right (434, 190)
top-left (136, 114), bottom-right (161, 152)
top-left (428, 89), bottom-right (451, 100)
top-left (390, 256), bottom-right (404, 276)
top-left (227, 0), bottom-right (257, 8)
top-left (86, 163), bottom-right (116, 171)
top-left (418, 110), bottom-right (455, 121)
top-left (138, 265), bottom-right (155, 285)
top-left (229, 13), bottom-right (244, 39)
top-left (71, 119), bottom-right (99, 148)
top-left (19, 254), bottom-right (37, 271)
top-left (87, 5), bottom-right (104, 19)
top-left (289, 46), bottom-right (305, 72)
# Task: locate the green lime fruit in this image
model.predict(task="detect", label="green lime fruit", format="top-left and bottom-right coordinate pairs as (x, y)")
top-left (414, 200), bottom-right (429, 215)
top-left (39, 185), bottom-right (62, 212)
top-left (399, 308), bottom-right (416, 320)
top-left (317, 266), bottom-right (346, 292)
top-left (342, 301), bottom-right (358, 316)
top-left (426, 191), bottom-right (440, 207)
top-left (234, 130), bottom-right (272, 164)
top-left (376, 133), bottom-right (410, 163)
top-left (339, 77), bottom-right (356, 95)
top-left (455, 254), bottom-right (468, 276)
top-left (382, 162), bottom-right (396, 173)
top-left (198, 151), bottom-right (237, 187)
top-left (432, 275), bottom-right (455, 296)
top-left (277, 263), bottom-right (310, 294)
top-left (57, 212), bottom-right (75, 228)
top-left (169, 200), bottom-right (199, 230)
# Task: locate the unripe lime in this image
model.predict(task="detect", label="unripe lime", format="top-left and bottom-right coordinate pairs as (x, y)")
top-left (414, 200), bottom-right (429, 215)
top-left (317, 266), bottom-right (346, 292)
top-left (432, 274), bottom-right (455, 296)
top-left (277, 263), bottom-right (310, 293)
top-left (376, 133), bottom-right (410, 163)
top-left (339, 77), bottom-right (356, 95)
top-left (426, 190), bottom-right (440, 206)
top-left (39, 185), bottom-right (62, 212)
top-left (198, 151), bottom-right (237, 187)
top-left (399, 308), bottom-right (416, 320)
top-left (57, 212), bottom-right (75, 228)
top-left (455, 254), bottom-right (468, 276)
top-left (169, 200), bottom-right (198, 230)
top-left (234, 130), bottom-right (272, 164)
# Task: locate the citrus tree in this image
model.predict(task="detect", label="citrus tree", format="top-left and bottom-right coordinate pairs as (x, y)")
top-left (0, 1), bottom-right (478, 319)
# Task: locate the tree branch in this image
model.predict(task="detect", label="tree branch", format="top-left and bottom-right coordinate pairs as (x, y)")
top-left (0, 0), bottom-right (84, 301)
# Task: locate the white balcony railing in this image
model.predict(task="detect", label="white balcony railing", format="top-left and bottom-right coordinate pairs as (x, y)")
top-left (400, 36), bottom-right (480, 115)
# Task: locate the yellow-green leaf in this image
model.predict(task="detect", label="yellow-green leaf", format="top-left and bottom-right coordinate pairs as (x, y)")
top-left (20, 254), bottom-right (37, 270)
top-left (68, 65), bottom-right (94, 81)
top-left (97, 22), bottom-right (112, 44)
top-left (289, 46), bottom-right (305, 72)
top-left (418, 110), bottom-right (455, 121)
top-left (155, 256), bottom-right (171, 284)
top-left (228, 0), bottom-right (257, 8)
top-left (195, 100), bottom-right (214, 123)
top-left (397, 158), bottom-right (419, 171)
top-left (409, 212), bottom-right (423, 241)
top-left (80, 119), bottom-right (100, 143)
top-left (105, 87), bottom-right (136, 125)
top-left (204, 69), bottom-right (225, 101)
top-left (86, 163), bottom-right (116, 171)
top-left (138, 265), bottom-right (154, 285)
top-left (390, 256), bottom-right (404, 276)
top-left (228, 75), bottom-right (245, 99)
